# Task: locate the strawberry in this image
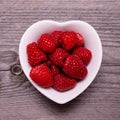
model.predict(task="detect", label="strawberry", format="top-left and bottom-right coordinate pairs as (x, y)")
top-left (73, 48), bottom-right (92, 65)
top-left (38, 34), bottom-right (56, 53)
top-left (51, 65), bottom-right (60, 77)
top-left (60, 31), bottom-right (77, 50)
top-left (53, 74), bottom-right (76, 92)
top-left (63, 55), bottom-right (88, 79)
top-left (30, 64), bottom-right (53, 88)
top-left (51, 31), bottom-right (63, 46)
top-left (75, 33), bottom-right (84, 47)
top-left (49, 48), bottom-right (69, 67)
top-left (27, 42), bottom-right (47, 66)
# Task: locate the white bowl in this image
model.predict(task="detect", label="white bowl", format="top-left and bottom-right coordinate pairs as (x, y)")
top-left (19, 20), bottom-right (102, 104)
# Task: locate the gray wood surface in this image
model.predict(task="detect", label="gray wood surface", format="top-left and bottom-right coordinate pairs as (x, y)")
top-left (0, 0), bottom-right (120, 120)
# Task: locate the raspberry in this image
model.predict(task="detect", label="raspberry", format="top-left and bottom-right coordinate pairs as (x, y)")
top-left (27, 42), bottom-right (47, 66)
top-left (30, 64), bottom-right (53, 88)
top-left (51, 65), bottom-right (60, 77)
top-left (75, 33), bottom-right (84, 47)
top-left (51, 31), bottom-right (63, 46)
top-left (49, 48), bottom-right (69, 67)
top-left (63, 55), bottom-right (88, 79)
top-left (53, 74), bottom-right (76, 92)
top-left (38, 34), bottom-right (56, 53)
top-left (73, 47), bottom-right (92, 65)
top-left (60, 31), bottom-right (77, 50)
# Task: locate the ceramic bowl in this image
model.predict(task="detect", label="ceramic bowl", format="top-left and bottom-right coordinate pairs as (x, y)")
top-left (19, 20), bottom-right (102, 104)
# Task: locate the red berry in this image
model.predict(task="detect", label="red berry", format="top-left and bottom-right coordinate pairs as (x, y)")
top-left (51, 31), bottom-right (63, 46)
top-left (51, 65), bottom-right (60, 77)
top-left (45, 60), bottom-right (52, 67)
top-left (60, 31), bottom-right (77, 50)
top-left (73, 48), bottom-right (92, 65)
top-left (27, 42), bottom-right (47, 66)
top-left (63, 55), bottom-right (88, 79)
top-left (49, 48), bottom-right (69, 67)
top-left (30, 64), bottom-right (53, 88)
top-left (53, 74), bottom-right (77, 92)
top-left (38, 34), bottom-right (56, 53)
top-left (75, 33), bottom-right (84, 47)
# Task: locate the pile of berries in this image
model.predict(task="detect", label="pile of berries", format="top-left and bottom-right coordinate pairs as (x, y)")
top-left (27, 31), bottom-right (92, 92)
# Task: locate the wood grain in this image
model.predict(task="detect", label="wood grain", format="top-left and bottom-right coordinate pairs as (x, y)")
top-left (0, 0), bottom-right (120, 120)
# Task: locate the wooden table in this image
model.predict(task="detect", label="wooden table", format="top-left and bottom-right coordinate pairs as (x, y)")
top-left (0, 0), bottom-right (120, 120)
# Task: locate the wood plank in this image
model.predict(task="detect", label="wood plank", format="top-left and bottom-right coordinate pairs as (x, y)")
top-left (0, 70), bottom-right (120, 120)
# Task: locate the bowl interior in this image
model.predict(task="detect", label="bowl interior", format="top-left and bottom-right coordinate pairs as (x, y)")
top-left (19, 20), bottom-right (102, 104)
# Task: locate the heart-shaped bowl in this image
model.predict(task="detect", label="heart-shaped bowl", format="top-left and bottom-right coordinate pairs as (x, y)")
top-left (19, 20), bottom-right (102, 104)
